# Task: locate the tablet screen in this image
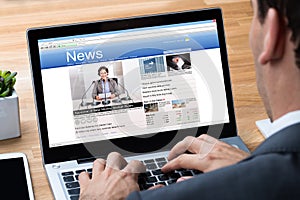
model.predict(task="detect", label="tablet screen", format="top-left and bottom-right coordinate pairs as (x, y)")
top-left (0, 157), bottom-right (31, 200)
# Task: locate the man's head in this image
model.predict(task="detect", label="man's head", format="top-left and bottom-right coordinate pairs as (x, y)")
top-left (250, 0), bottom-right (300, 121)
top-left (256, 0), bottom-right (300, 67)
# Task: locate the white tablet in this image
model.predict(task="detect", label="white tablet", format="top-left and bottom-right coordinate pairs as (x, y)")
top-left (0, 152), bottom-right (35, 200)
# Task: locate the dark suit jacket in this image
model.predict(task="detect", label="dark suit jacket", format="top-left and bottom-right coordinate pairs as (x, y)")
top-left (92, 78), bottom-right (119, 99)
top-left (127, 123), bottom-right (300, 200)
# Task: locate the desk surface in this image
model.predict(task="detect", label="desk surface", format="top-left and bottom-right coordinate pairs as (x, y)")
top-left (0, 0), bottom-right (266, 199)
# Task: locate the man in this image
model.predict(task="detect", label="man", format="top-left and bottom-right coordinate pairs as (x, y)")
top-left (79, 0), bottom-right (300, 199)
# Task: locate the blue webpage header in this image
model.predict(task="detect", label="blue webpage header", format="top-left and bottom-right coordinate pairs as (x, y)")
top-left (39, 21), bottom-right (220, 69)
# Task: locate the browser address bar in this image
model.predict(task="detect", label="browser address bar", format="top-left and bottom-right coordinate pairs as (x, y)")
top-left (84, 24), bottom-right (216, 45)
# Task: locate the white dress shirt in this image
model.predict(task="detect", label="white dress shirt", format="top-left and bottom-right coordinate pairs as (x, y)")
top-left (269, 110), bottom-right (300, 136)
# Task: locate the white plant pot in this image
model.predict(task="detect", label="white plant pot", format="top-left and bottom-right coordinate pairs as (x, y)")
top-left (0, 90), bottom-right (21, 140)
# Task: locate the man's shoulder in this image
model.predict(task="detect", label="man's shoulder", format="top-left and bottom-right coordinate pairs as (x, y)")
top-left (236, 122), bottom-right (300, 175)
top-left (252, 122), bottom-right (300, 156)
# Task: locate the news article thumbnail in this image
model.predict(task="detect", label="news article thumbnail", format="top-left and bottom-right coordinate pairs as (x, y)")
top-left (172, 99), bottom-right (186, 109)
top-left (166, 53), bottom-right (191, 71)
top-left (69, 61), bottom-right (125, 105)
top-left (166, 53), bottom-right (192, 77)
top-left (144, 103), bottom-right (159, 113)
top-left (139, 56), bottom-right (166, 80)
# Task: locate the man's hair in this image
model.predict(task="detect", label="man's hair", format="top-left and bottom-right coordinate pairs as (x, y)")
top-left (98, 66), bottom-right (109, 75)
top-left (257, 0), bottom-right (300, 68)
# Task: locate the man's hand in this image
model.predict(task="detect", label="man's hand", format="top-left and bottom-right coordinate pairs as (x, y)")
top-left (79, 152), bottom-right (146, 200)
top-left (162, 134), bottom-right (249, 173)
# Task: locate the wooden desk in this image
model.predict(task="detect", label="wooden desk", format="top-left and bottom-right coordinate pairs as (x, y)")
top-left (0, 0), bottom-right (266, 199)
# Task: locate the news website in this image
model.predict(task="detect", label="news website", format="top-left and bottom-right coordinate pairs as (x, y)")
top-left (38, 20), bottom-right (229, 147)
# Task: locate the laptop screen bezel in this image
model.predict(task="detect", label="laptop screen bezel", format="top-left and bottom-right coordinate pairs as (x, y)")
top-left (27, 8), bottom-right (237, 164)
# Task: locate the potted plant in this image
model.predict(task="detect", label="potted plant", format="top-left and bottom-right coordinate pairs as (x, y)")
top-left (0, 70), bottom-right (21, 140)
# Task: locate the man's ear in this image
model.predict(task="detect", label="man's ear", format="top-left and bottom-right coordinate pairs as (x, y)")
top-left (259, 8), bottom-right (285, 65)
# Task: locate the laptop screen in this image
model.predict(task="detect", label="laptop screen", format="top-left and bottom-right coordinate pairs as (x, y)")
top-left (28, 8), bottom-right (237, 163)
top-left (38, 19), bottom-right (229, 148)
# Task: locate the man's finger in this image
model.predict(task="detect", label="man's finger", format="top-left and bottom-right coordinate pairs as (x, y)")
top-left (162, 154), bottom-right (202, 173)
top-left (197, 134), bottom-right (219, 144)
top-left (198, 134), bottom-right (249, 158)
top-left (122, 160), bottom-right (146, 180)
top-left (78, 172), bottom-right (90, 191)
top-left (167, 136), bottom-right (196, 161)
top-left (195, 136), bottom-right (218, 159)
top-left (168, 135), bottom-right (217, 161)
top-left (148, 184), bottom-right (164, 190)
top-left (91, 158), bottom-right (106, 178)
top-left (106, 152), bottom-right (128, 173)
top-left (176, 176), bottom-right (193, 183)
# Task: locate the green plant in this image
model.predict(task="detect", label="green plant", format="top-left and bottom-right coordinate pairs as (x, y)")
top-left (0, 70), bottom-right (17, 97)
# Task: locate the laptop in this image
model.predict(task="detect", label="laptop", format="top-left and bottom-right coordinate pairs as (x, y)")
top-left (27, 8), bottom-right (249, 200)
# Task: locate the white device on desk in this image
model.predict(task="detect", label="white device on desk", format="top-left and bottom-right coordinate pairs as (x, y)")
top-left (0, 152), bottom-right (35, 200)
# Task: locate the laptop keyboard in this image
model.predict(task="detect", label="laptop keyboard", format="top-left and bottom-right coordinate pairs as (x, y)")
top-left (60, 157), bottom-right (202, 200)
top-left (138, 157), bottom-right (202, 190)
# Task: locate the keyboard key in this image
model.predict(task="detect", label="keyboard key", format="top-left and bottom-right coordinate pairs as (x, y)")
top-left (155, 157), bottom-right (166, 162)
top-left (192, 170), bottom-right (202, 175)
top-left (68, 188), bottom-right (80, 195)
top-left (146, 176), bottom-right (157, 183)
top-left (139, 171), bottom-right (151, 177)
top-left (155, 182), bottom-right (166, 186)
top-left (61, 171), bottom-right (74, 176)
top-left (63, 176), bottom-right (75, 182)
top-left (158, 174), bottom-right (169, 181)
top-left (168, 172), bottom-right (181, 179)
top-left (146, 163), bottom-right (157, 170)
top-left (175, 169), bottom-right (186, 173)
top-left (66, 182), bottom-right (80, 189)
top-left (152, 169), bottom-right (163, 175)
top-left (70, 195), bottom-right (79, 200)
top-left (167, 179), bottom-right (177, 185)
top-left (87, 168), bottom-right (93, 173)
top-left (181, 171), bottom-right (193, 176)
top-left (76, 169), bottom-right (86, 174)
top-left (157, 161), bottom-right (167, 168)
top-left (144, 159), bottom-right (155, 164)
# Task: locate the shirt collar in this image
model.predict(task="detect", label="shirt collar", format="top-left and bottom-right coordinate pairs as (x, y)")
top-left (270, 110), bottom-right (300, 136)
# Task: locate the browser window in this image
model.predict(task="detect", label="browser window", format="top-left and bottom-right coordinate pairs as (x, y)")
top-left (38, 20), bottom-right (229, 147)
